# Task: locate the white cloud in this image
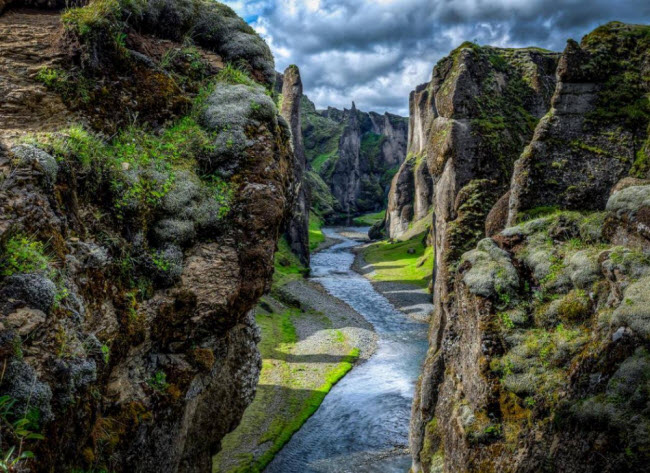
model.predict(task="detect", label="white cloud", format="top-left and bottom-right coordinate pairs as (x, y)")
top-left (225, 0), bottom-right (650, 115)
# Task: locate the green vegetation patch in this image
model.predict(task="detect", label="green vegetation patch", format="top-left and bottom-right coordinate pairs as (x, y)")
top-left (25, 112), bottom-right (230, 225)
top-left (274, 237), bottom-right (309, 285)
top-left (213, 302), bottom-right (360, 473)
top-left (0, 235), bottom-right (52, 277)
top-left (362, 234), bottom-right (433, 288)
top-left (352, 210), bottom-right (385, 226)
top-left (308, 214), bottom-right (326, 252)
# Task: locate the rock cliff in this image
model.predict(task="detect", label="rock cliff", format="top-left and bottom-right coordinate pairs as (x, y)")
top-left (278, 65), bottom-right (310, 265)
top-left (301, 97), bottom-right (408, 220)
top-left (0, 2), bottom-right (294, 472)
top-left (406, 23), bottom-right (650, 473)
top-left (386, 43), bottom-right (558, 240)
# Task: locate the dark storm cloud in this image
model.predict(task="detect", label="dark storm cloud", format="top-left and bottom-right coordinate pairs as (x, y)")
top-left (223, 0), bottom-right (650, 115)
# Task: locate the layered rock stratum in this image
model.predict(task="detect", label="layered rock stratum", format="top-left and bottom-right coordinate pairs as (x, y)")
top-left (0, 1), bottom-right (295, 472)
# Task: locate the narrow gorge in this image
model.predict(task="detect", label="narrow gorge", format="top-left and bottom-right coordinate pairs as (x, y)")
top-left (1, 2), bottom-right (649, 473)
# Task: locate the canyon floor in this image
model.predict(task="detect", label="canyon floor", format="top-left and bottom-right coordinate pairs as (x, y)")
top-left (214, 225), bottom-right (434, 472)
top-left (353, 234), bottom-right (433, 323)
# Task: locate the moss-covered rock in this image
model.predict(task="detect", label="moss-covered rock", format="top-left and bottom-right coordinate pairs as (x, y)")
top-left (460, 238), bottom-right (519, 299)
top-left (612, 277), bottom-right (650, 339)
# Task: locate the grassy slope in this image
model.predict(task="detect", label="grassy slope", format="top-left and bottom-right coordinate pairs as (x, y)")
top-left (352, 210), bottom-right (385, 226)
top-left (308, 214), bottom-right (325, 252)
top-left (362, 233), bottom-right (434, 288)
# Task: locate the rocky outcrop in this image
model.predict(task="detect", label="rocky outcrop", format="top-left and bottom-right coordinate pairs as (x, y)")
top-left (387, 43), bottom-right (558, 241)
top-left (0, 2), bottom-right (294, 473)
top-left (508, 22), bottom-right (650, 224)
top-left (278, 65), bottom-right (310, 265)
top-left (301, 97), bottom-right (408, 220)
top-left (409, 23), bottom-right (650, 473)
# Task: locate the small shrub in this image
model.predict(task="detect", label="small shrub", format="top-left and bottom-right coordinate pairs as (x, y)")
top-left (147, 371), bottom-right (169, 392)
top-left (0, 235), bottom-right (51, 277)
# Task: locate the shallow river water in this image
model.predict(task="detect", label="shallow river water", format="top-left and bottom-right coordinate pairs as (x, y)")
top-left (266, 228), bottom-right (429, 473)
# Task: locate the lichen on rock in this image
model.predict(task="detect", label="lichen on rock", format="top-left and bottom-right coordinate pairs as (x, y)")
top-left (460, 238), bottom-right (519, 298)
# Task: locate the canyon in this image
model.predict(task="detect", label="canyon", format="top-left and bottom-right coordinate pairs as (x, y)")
top-left (301, 97), bottom-right (408, 222)
top-left (0, 1), bottom-right (649, 473)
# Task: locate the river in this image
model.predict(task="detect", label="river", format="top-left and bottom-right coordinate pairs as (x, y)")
top-left (265, 228), bottom-right (429, 473)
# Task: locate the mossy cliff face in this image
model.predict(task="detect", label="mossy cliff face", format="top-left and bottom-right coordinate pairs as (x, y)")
top-left (300, 97), bottom-right (408, 220)
top-left (0, 2), bottom-right (295, 472)
top-left (403, 43), bottom-right (560, 471)
top-left (410, 23), bottom-right (650, 473)
top-left (386, 44), bottom-right (558, 240)
top-left (508, 22), bottom-right (650, 223)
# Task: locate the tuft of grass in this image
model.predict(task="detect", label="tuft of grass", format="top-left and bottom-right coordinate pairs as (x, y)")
top-left (61, 0), bottom-right (122, 37)
top-left (216, 64), bottom-right (258, 87)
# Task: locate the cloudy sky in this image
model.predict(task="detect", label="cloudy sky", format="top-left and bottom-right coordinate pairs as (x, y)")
top-left (222, 0), bottom-right (650, 115)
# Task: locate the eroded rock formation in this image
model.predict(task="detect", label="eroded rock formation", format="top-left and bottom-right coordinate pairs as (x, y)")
top-left (0, 2), bottom-right (294, 472)
top-left (278, 65), bottom-right (310, 265)
top-left (301, 98), bottom-right (408, 220)
top-left (406, 23), bottom-right (650, 473)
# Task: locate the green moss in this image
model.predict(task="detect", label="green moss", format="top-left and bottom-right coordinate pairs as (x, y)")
top-left (0, 235), bottom-right (52, 277)
top-left (612, 277), bottom-right (650, 339)
top-left (556, 290), bottom-right (591, 322)
top-left (359, 132), bottom-right (386, 165)
top-left (569, 140), bottom-right (609, 156)
top-left (310, 151), bottom-right (336, 172)
top-left (147, 371), bottom-right (169, 392)
top-left (468, 49), bottom-right (541, 181)
top-left (274, 237), bottom-right (308, 284)
top-left (582, 23), bottom-right (650, 132)
top-left (630, 132), bottom-right (650, 178)
top-left (300, 97), bottom-right (344, 171)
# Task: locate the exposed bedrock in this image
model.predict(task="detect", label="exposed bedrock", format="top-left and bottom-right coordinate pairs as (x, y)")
top-left (301, 97), bottom-right (408, 220)
top-left (278, 65), bottom-right (310, 265)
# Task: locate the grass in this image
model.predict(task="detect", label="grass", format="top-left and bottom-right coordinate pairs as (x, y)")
top-left (213, 303), bottom-right (360, 473)
top-left (61, 0), bottom-right (122, 37)
top-left (352, 210), bottom-right (385, 226)
top-left (216, 64), bottom-right (258, 88)
top-left (308, 214), bottom-right (325, 252)
top-left (362, 234), bottom-right (433, 288)
top-left (25, 115), bottom-right (227, 221)
top-left (273, 237), bottom-right (308, 285)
